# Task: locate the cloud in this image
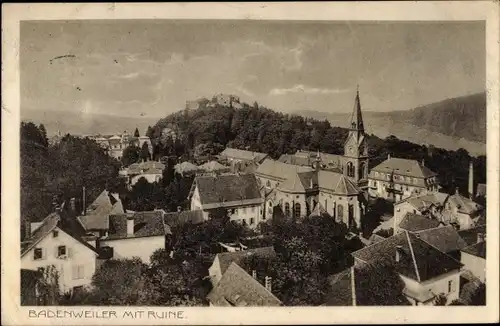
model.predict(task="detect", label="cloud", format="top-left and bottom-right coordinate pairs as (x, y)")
top-left (269, 84), bottom-right (351, 96)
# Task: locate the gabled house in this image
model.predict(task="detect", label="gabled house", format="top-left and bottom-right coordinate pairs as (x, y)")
top-left (394, 212), bottom-right (442, 234)
top-left (207, 262), bottom-right (282, 307)
top-left (188, 173), bottom-right (263, 227)
top-left (440, 189), bottom-right (484, 230)
top-left (368, 156), bottom-right (439, 201)
top-left (121, 160), bottom-right (165, 185)
top-left (21, 209), bottom-right (100, 294)
top-left (460, 233), bottom-right (486, 283)
top-left (352, 231), bottom-right (463, 305)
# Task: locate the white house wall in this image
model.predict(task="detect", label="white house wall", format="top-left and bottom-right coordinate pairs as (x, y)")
top-left (101, 235), bottom-right (165, 264)
top-left (461, 252), bottom-right (486, 282)
top-left (21, 227), bottom-right (97, 293)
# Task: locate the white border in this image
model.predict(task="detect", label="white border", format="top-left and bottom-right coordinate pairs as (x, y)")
top-left (2, 2), bottom-right (499, 325)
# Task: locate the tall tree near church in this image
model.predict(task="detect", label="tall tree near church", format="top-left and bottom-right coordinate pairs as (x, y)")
top-left (140, 142), bottom-right (150, 162)
top-left (134, 127), bottom-right (140, 137)
top-left (146, 126), bottom-right (154, 139)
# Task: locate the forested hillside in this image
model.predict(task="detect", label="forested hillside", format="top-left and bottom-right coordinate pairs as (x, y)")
top-left (148, 102), bottom-right (486, 196)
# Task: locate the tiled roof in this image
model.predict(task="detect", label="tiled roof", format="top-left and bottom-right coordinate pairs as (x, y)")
top-left (216, 246), bottom-right (276, 275)
top-left (278, 171), bottom-right (316, 193)
top-left (370, 157), bottom-right (437, 179)
top-left (163, 210), bottom-right (205, 228)
top-left (369, 234), bottom-right (386, 244)
top-left (278, 154), bottom-right (313, 166)
top-left (415, 225), bottom-right (468, 253)
top-left (85, 190), bottom-right (124, 216)
top-left (278, 150), bottom-right (344, 172)
top-left (127, 161), bottom-right (165, 175)
top-left (318, 170), bottom-right (360, 195)
top-left (445, 193), bottom-right (483, 215)
top-left (194, 173), bottom-right (263, 209)
top-left (399, 192), bottom-right (448, 211)
top-left (106, 211), bottom-right (166, 240)
top-left (78, 214), bottom-right (109, 230)
top-left (398, 213), bottom-right (441, 232)
top-left (461, 240), bottom-right (486, 259)
top-left (219, 148), bottom-right (268, 163)
top-left (458, 225), bottom-right (486, 246)
top-left (255, 159), bottom-right (313, 181)
top-left (199, 161), bottom-right (230, 172)
top-left (476, 183), bottom-right (486, 197)
top-left (207, 262), bottom-right (282, 306)
top-left (352, 231), bottom-right (463, 282)
top-left (324, 269), bottom-right (353, 306)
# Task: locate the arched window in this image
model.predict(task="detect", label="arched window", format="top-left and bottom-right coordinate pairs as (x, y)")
top-left (359, 162), bottom-right (366, 180)
top-left (294, 203), bottom-right (301, 218)
top-left (337, 204), bottom-right (344, 221)
top-left (346, 162), bottom-right (355, 177)
top-left (284, 202), bottom-right (291, 217)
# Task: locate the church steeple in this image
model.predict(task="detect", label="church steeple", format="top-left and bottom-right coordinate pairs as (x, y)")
top-left (349, 85), bottom-right (364, 132)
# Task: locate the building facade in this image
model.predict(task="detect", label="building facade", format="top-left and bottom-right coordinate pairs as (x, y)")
top-left (85, 131), bottom-right (153, 160)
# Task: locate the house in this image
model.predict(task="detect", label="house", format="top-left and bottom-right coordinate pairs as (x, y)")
top-left (208, 246), bottom-right (276, 286)
top-left (163, 210), bottom-right (205, 252)
top-left (279, 150), bottom-right (344, 174)
top-left (206, 262), bottom-right (282, 306)
top-left (218, 147), bottom-right (268, 165)
top-left (412, 225), bottom-right (468, 261)
top-left (393, 192), bottom-right (448, 228)
top-left (368, 156), bottom-right (439, 201)
top-left (351, 231), bottom-right (463, 305)
top-left (188, 173), bottom-right (264, 227)
top-left (460, 236), bottom-right (486, 282)
top-left (21, 209), bottom-right (100, 294)
top-left (255, 159), bottom-right (366, 230)
top-left (99, 210), bottom-right (168, 264)
top-left (121, 160), bottom-right (165, 185)
top-left (440, 189), bottom-right (484, 230)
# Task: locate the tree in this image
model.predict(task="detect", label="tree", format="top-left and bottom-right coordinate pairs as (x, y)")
top-left (140, 142), bottom-right (150, 162)
top-left (146, 126), bottom-right (154, 139)
top-left (434, 293), bottom-right (448, 306)
top-left (134, 127), bottom-right (140, 137)
top-left (89, 258), bottom-right (147, 305)
top-left (121, 145), bottom-right (140, 166)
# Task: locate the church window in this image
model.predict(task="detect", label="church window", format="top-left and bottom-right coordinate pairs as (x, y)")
top-left (347, 162), bottom-right (355, 177)
top-left (284, 203), bottom-right (291, 217)
top-left (294, 203), bottom-right (301, 218)
top-left (359, 162), bottom-right (366, 179)
top-left (337, 204), bottom-right (344, 220)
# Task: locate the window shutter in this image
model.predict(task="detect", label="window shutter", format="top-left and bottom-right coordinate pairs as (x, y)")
top-left (66, 247), bottom-right (71, 258)
top-left (72, 265), bottom-right (78, 280)
top-left (55, 246), bottom-right (59, 258)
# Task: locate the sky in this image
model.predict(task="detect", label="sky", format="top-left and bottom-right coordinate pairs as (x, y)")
top-left (21, 20), bottom-right (485, 118)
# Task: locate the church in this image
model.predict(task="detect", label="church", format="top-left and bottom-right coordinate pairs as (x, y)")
top-left (255, 88), bottom-right (370, 231)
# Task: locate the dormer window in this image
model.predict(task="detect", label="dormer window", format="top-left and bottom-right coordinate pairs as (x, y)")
top-left (53, 230), bottom-right (59, 238)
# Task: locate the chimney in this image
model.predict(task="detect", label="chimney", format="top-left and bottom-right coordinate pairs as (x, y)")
top-left (395, 245), bottom-right (402, 262)
top-left (252, 270), bottom-right (257, 279)
top-left (126, 216), bottom-right (134, 236)
top-left (70, 198), bottom-right (76, 212)
top-left (468, 161), bottom-right (474, 200)
top-left (264, 276), bottom-right (272, 292)
top-left (477, 233), bottom-right (485, 244)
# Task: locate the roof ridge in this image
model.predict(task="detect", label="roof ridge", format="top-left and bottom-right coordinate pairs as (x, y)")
top-left (414, 230), bottom-right (465, 264)
top-left (405, 231), bottom-right (421, 282)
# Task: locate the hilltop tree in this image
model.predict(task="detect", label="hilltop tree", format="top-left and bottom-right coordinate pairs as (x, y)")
top-left (146, 125), bottom-right (154, 139)
top-left (140, 142), bottom-right (150, 162)
top-left (134, 127), bottom-right (140, 137)
top-left (121, 145), bottom-right (140, 167)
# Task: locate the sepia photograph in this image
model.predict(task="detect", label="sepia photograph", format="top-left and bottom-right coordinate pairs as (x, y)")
top-left (2, 2), bottom-right (499, 325)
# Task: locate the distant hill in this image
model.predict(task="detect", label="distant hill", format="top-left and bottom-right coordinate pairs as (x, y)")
top-left (295, 93), bottom-right (486, 156)
top-left (21, 109), bottom-right (161, 136)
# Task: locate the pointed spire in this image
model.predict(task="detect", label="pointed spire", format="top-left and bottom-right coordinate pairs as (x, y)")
top-left (350, 85), bottom-right (364, 131)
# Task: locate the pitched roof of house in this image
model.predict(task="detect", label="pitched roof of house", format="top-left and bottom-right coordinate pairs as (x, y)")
top-left (370, 157), bottom-right (437, 179)
top-left (324, 269), bottom-right (354, 306)
top-left (77, 190), bottom-right (124, 230)
top-left (415, 225), bottom-right (468, 253)
top-left (78, 214), bottom-right (109, 230)
top-left (369, 234), bottom-right (387, 244)
top-left (445, 193), bottom-right (483, 215)
top-left (219, 148), bottom-right (268, 163)
top-left (278, 170), bottom-right (317, 193)
top-left (398, 213), bottom-right (441, 232)
top-left (352, 231), bottom-right (463, 282)
top-left (215, 246), bottom-right (277, 275)
top-left (199, 160), bottom-right (230, 172)
top-left (207, 262), bottom-right (282, 306)
top-left (163, 210), bottom-right (205, 228)
top-left (458, 225), bottom-right (487, 246)
top-left (476, 183), bottom-right (486, 197)
top-left (127, 161), bottom-right (164, 175)
top-left (461, 240), bottom-right (486, 259)
top-left (193, 173), bottom-right (263, 209)
top-left (256, 159), bottom-right (313, 181)
top-left (397, 192), bottom-right (449, 211)
top-left (21, 210), bottom-right (99, 257)
top-left (106, 211), bottom-right (167, 240)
